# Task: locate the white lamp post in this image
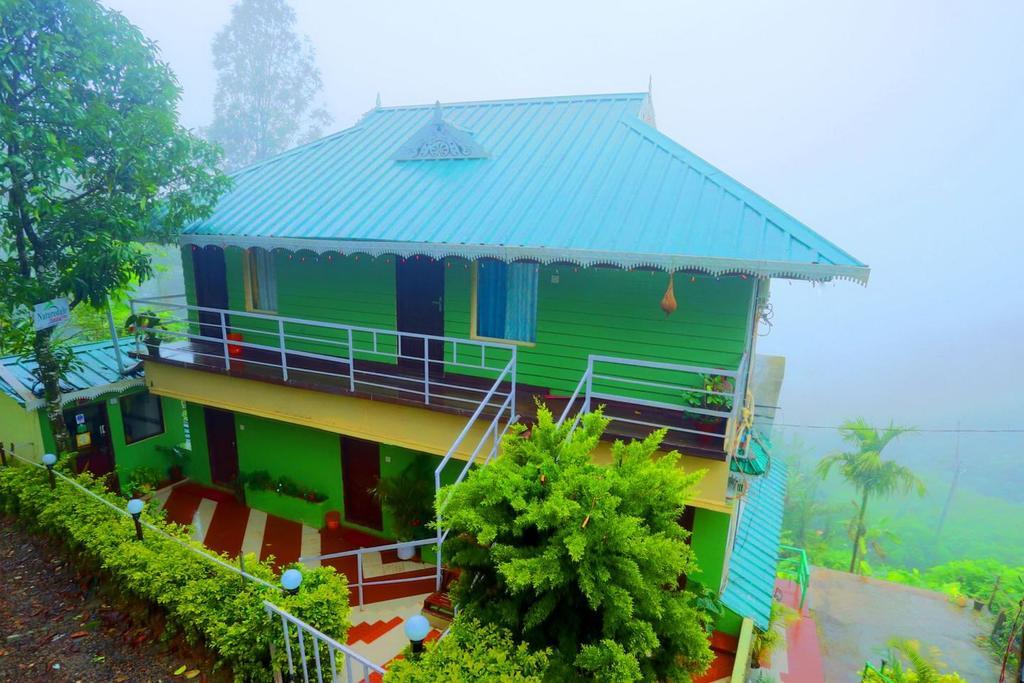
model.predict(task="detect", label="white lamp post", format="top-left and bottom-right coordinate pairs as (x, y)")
top-left (281, 568), bottom-right (303, 596)
top-left (41, 453), bottom-right (57, 489)
top-left (404, 614), bottom-right (431, 656)
top-left (126, 498), bottom-right (144, 541)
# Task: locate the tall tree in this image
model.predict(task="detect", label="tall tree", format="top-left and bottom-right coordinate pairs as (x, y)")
top-left (438, 406), bottom-right (714, 682)
top-left (206, 0), bottom-right (332, 170)
top-left (817, 419), bottom-right (925, 574)
top-left (0, 0), bottom-right (228, 454)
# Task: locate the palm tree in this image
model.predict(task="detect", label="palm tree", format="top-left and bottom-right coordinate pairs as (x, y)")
top-left (817, 419), bottom-right (924, 573)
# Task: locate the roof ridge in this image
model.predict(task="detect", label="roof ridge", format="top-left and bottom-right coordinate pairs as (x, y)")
top-left (371, 91), bottom-right (648, 112)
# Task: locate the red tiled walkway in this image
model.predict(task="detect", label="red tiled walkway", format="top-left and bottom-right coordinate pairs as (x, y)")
top-left (777, 578), bottom-right (825, 683)
top-left (157, 482), bottom-right (435, 605)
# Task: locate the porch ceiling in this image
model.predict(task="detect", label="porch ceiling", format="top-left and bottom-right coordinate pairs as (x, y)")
top-left (144, 362), bottom-right (730, 513)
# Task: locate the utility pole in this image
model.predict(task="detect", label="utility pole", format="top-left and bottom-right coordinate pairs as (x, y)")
top-left (935, 422), bottom-right (962, 538)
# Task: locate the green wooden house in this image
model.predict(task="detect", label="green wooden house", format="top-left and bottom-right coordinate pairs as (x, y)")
top-left (0, 339), bottom-right (187, 490)
top-left (128, 92), bottom-right (866, 648)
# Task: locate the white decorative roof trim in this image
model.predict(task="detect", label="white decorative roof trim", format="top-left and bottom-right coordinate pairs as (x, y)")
top-left (23, 378), bottom-right (146, 411)
top-left (393, 102), bottom-right (488, 161)
top-left (183, 234), bottom-right (870, 285)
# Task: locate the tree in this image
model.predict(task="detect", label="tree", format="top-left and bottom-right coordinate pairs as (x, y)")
top-left (1, 0), bottom-right (228, 454)
top-left (438, 406), bottom-right (714, 682)
top-left (206, 0), bottom-right (332, 171)
top-left (816, 419), bottom-right (924, 574)
top-left (385, 618), bottom-right (551, 682)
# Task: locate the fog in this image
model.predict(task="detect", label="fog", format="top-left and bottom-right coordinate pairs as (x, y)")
top-left (104, 0), bottom-right (1024, 463)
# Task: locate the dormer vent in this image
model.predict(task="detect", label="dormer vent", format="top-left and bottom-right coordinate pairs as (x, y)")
top-left (393, 102), bottom-right (489, 161)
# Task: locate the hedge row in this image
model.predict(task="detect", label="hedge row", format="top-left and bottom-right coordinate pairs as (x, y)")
top-left (0, 460), bottom-right (350, 682)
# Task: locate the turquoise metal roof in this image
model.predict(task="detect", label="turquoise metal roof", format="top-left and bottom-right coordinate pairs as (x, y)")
top-left (0, 339), bottom-right (142, 408)
top-left (721, 456), bottom-right (787, 630)
top-left (185, 92), bottom-right (868, 284)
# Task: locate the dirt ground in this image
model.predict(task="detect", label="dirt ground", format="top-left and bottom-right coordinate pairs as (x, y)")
top-left (810, 566), bottom-right (1001, 682)
top-left (0, 516), bottom-right (228, 682)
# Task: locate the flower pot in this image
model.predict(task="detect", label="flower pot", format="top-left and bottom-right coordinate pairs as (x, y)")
top-left (694, 418), bottom-right (725, 447)
top-left (397, 542), bottom-right (416, 561)
top-left (973, 599), bottom-right (984, 611)
top-left (145, 341), bottom-right (161, 358)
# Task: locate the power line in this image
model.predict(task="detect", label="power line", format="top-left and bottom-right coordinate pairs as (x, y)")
top-left (771, 423), bottom-right (1024, 434)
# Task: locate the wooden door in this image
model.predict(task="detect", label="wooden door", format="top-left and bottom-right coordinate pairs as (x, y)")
top-left (192, 246), bottom-right (229, 342)
top-left (395, 257), bottom-right (445, 372)
top-left (204, 407), bottom-right (239, 487)
top-left (65, 402), bottom-right (115, 477)
top-left (341, 437), bottom-right (382, 530)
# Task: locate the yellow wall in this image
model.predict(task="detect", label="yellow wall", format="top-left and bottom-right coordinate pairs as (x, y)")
top-left (144, 362), bottom-right (730, 512)
top-left (0, 396), bottom-right (45, 462)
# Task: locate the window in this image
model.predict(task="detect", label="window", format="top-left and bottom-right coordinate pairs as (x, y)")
top-left (474, 261), bottom-right (539, 343)
top-left (121, 393), bottom-right (165, 444)
top-left (246, 248), bottom-right (278, 312)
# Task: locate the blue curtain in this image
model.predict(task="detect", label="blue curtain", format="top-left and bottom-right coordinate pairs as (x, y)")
top-left (476, 260), bottom-right (507, 338)
top-left (504, 263), bottom-right (538, 342)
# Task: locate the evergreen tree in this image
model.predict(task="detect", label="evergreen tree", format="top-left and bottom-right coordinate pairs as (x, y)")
top-left (438, 406), bottom-right (714, 682)
top-left (0, 0), bottom-right (228, 454)
top-left (206, 0), bottom-right (332, 170)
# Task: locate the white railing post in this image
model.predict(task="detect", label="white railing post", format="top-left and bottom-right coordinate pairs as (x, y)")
top-left (356, 554), bottom-right (364, 609)
top-left (347, 328), bottom-right (355, 393)
top-left (278, 319), bottom-right (288, 381)
top-left (584, 356), bottom-right (594, 413)
top-left (510, 348), bottom-right (517, 411)
top-left (423, 338), bottom-right (431, 406)
top-left (220, 311), bottom-right (230, 371)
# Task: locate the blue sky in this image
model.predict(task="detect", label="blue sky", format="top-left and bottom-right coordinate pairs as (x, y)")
top-left (105, 0), bottom-right (1024, 461)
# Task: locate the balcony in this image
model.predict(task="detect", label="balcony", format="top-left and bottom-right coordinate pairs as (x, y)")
top-left (130, 295), bottom-right (747, 459)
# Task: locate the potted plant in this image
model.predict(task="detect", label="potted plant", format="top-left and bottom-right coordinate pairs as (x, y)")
top-left (370, 462), bottom-right (434, 560)
top-left (157, 444), bottom-right (191, 482)
top-left (125, 309), bottom-right (168, 358)
top-left (125, 466), bottom-right (164, 499)
top-left (750, 602), bottom-right (797, 669)
top-left (683, 374), bottom-right (734, 446)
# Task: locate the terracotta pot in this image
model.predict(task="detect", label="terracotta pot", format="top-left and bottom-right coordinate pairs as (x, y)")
top-left (397, 542), bottom-right (416, 561)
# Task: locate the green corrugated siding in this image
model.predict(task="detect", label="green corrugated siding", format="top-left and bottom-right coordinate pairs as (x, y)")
top-left (445, 264), bottom-right (752, 396)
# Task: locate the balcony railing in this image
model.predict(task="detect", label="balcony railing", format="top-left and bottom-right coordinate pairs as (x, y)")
top-left (130, 294), bottom-right (517, 416)
top-left (557, 353), bottom-right (750, 456)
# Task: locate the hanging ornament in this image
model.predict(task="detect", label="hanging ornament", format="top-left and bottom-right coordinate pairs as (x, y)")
top-left (660, 272), bottom-right (678, 316)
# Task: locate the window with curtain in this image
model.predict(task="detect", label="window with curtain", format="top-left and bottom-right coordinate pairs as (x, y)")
top-left (121, 393), bottom-right (165, 444)
top-left (247, 248), bottom-right (278, 311)
top-left (475, 261), bottom-right (539, 342)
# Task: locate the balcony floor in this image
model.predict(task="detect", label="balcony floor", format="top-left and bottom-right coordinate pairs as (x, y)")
top-left (141, 341), bottom-right (725, 460)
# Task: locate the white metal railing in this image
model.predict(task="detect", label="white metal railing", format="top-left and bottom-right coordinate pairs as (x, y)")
top-left (300, 538), bottom-right (438, 608)
top-left (556, 353), bottom-right (750, 452)
top-left (297, 355), bottom-right (518, 599)
top-left (130, 294), bottom-right (516, 414)
top-left (265, 601), bottom-right (385, 683)
top-left (433, 357), bottom-right (517, 589)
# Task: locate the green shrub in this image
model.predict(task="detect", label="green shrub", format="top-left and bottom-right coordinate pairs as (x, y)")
top-left (242, 469), bottom-right (328, 503)
top-left (385, 617), bottom-right (550, 682)
top-left (0, 460), bottom-right (349, 682)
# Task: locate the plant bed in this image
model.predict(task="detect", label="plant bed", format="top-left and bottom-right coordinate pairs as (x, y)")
top-left (244, 485), bottom-right (332, 529)
top-left (0, 461), bottom-right (350, 682)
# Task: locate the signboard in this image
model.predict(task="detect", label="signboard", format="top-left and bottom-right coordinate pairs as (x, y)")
top-left (75, 432), bottom-right (92, 448)
top-left (33, 298), bottom-right (70, 331)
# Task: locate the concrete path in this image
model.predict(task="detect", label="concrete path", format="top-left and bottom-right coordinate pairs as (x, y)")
top-left (809, 566), bottom-right (999, 682)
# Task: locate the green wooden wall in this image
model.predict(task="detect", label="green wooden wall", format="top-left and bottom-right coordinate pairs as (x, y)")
top-left (444, 263), bottom-right (754, 397)
top-left (183, 402), bottom-right (213, 485)
top-left (690, 507), bottom-right (731, 591)
top-left (181, 247), bottom-right (754, 401)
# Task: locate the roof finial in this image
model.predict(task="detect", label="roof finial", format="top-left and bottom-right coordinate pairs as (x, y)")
top-left (432, 100), bottom-right (443, 123)
top-left (375, 92), bottom-right (382, 108)
top-left (648, 74), bottom-right (653, 96)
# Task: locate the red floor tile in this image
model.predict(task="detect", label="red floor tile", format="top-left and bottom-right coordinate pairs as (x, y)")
top-left (203, 497), bottom-right (250, 557)
top-left (776, 579), bottom-right (825, 683)
top-left (161, 486), bottom-right (203, 527)
top-left (261, 513), bottom-right (302, 570)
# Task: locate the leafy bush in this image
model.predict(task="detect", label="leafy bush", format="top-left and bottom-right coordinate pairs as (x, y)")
top-left (125, 465), bottom-right (165, 495)
top-left (242, 469), bottom-right (328, 503)
top-left (385, 617), bottom-right (550, 682)
top-left (370, 460), bottom-right (434, 540)
top-left (439, 406), bottom-right (714, 682)
top-left (0, 460), bottom-right (349, 681)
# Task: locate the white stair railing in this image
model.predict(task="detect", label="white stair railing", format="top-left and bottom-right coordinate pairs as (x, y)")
top-left (265, 601), bottom-right (384, 683)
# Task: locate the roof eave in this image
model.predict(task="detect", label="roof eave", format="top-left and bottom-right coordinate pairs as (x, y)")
top-left (181, 234), bottom-right (870, 285)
